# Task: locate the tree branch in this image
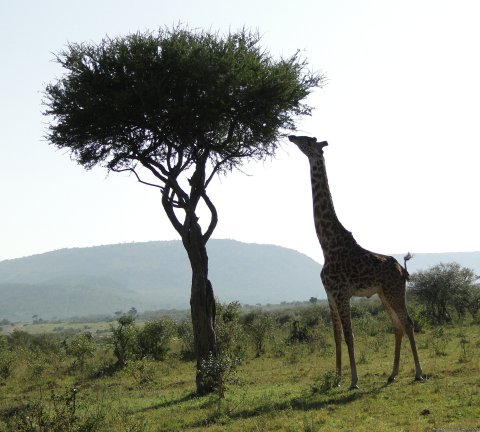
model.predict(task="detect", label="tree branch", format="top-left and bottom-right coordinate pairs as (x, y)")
top-left (201, 191), bottom-right (218, 244)
top-left (111, 167), bottom-right (165, 191)
top-left (162, 185), bottom-right (184, 235)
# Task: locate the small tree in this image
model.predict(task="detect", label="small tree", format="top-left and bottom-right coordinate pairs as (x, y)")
top-left (44, 26), bottom-right (323, 393)
top-left (215, 301), bottom-right (245, 358)
top-left (64, 332), bottom-right (96, 371)
top-left (409, 262), bottom-right (477, 324)
top-left (467, 286), bottom-right (480, 321)
top-left (111, 315), bottom-right (137, 368)
top-left (244, 311), bottom-right (274, 357)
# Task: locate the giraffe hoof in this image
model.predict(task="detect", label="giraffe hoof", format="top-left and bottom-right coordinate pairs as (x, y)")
top-left (415, 375), bottom-right (425, 382)
top-left (387, 376), bottom-right (396, 383)
top-left (349, 384), bottom-right (359, 390)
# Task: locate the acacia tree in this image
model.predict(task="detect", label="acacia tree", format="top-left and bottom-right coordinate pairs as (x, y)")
top-left (43, 27), bottom-right (322, 393)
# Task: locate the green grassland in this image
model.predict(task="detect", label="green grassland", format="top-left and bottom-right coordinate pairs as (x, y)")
top-left (1, 305), bottom-right (479, 431)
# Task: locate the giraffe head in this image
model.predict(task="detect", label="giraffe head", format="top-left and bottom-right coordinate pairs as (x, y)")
top-left (288, 135), bottom-right (328, 158)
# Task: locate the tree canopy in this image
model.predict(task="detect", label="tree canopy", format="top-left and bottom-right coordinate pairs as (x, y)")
top-left (44, 26), bottom-right (322, 242)
top-left (45, 29), bottom-right (320, 171)
top-left (409, 262), bottom-right (480, 324)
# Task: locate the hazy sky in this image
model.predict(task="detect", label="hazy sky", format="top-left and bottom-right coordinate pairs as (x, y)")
top-left (1, 0), bottom-right (479, 264)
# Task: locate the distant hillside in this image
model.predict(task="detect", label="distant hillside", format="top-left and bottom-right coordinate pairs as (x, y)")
top-left (1, 241), bottom-right (479, 322)
top-left (0, 240), bottom-right (323, 321)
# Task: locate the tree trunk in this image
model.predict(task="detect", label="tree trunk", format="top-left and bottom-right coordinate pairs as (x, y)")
top-left (182, 217), bottom-right (217, 395)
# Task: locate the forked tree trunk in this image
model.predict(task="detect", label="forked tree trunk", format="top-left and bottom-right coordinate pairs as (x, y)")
top-left (182, 217), bottom-right (217, 394)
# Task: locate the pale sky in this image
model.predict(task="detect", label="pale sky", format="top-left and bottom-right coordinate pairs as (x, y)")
top-left (1, 0), bottom-right (479, 264)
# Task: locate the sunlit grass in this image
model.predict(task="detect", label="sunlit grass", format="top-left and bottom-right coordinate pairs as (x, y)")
top-left (1, 318), bottom-right (480, 431)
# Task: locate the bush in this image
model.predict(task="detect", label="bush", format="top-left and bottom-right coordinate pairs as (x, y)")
top-left (5, 388), bottom-right (104, 431)
top-left (177, 318), bottom-right (195, 361)
top-left (310, 371), bottom-right (341, 394)
top-left (111, 315), bottom-right (138, 368)
top-left (198, 352), bottom-right (241, 399)
top-left (64, 332), bottom-right (96, 371)
top-left (0, 337), bottom-right (14, 381)
top-left (137, 318), bottom-right (176, 361)
top-left (297, 304), bottom-right (331, 327)
top-left (289, 319), bottom-right (312, 344)
top-left (215, 301), bottom-right (245, 358)
top-left (7, 330), bottom-right (61, 355)
top-left (244, 311), bottom-right (274, 357)
top-left (125, 358), bottom-right (156, 386)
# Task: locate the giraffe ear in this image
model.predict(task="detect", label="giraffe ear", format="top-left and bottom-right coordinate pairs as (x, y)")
top-left (318, 141), bottom-right (328, 148)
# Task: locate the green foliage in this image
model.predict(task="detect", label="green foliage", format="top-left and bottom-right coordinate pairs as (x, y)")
top-left (0, 337), bottom-right (13, 381)
top-left (7, 330), bottom-right (61, 354)
top-left (177, 318), bottom-right (195, 360)
top-left (64, 332), bottom-right (96, 371)
top-left (407, 303), bottom-right (429, 333)
top-left (198, 352), bottom-right (242, 400)
top-left (310, 371), bottom-right (341, 394)
top-left (458, 331), bottom-right (471, 363)
top-left (431, 326), bottom-right (448, 356)
top-left (125, 358), bottom-right (156, 387)
top-left (136, 318), bottom-right (175, 361)
top-left (44, 26), bottom-right (322, 173)
top-left (5, 388), bottom-right (104, 432)
top-left (244, 310), bottom-right (274, 357)
top-left (215, 301), bottom-right (245, 358)
top-left (1, 307), bottom-right (480, 431)
top-left (289, 319), bottom-right (313, 343)
top-left (111, 316), bottom-right (138, 368)
top-left (409, 262), bottom-right (479, 324)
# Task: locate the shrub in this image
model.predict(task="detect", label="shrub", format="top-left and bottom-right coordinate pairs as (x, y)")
top-left (298, 304), bottom-right (331, 327)
top-left (289, 319), bottom-right (313, 344)
top-left (310, 371), bottom-right (341, 394)
top-left (215, 301), bottom-right (245, 358)
top-left (136, 318), bottom-right (176, 361)
top-left (244, 311), bottom-right (274, 357)
top-left (177, 318), bottom-right (195, 361)
top-left (64, 332), bottom-right (96, 371)
top-left (7, 330), bottom-right (61, 354)
top-left (0, 337), bottom-right (14, 381)
top-left (5, 388), bottom-right (104, 431)
top-left (126, 358), bottom-right (156, 386)
top-left (198, 352), bottom-right (241, 399)
top-left (111, 315), bottom-right (138, 368)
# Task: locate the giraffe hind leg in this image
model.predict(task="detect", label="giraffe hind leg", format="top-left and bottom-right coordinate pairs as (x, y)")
top-left (380, 291), bottom-right (423, 382)
top-left (404, 315), bottom-right (424, 381)
top-left (378, 293), bottom-right (404, 382)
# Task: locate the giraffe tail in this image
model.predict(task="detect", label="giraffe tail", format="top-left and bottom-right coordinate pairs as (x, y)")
top-left (403, 252), bottom-right (413, 280)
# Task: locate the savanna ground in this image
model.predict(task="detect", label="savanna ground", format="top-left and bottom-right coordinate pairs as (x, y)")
top-left (1, 302), bottom-right (479, 431)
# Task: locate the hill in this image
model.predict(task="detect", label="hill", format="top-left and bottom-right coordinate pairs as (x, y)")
top-left (0, 240), bottom-right (323, 321)
top-left (1, 241), bottom-right (479, 322)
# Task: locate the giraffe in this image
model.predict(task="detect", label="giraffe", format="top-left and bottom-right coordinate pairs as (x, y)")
top-left (288, 135), bottom-right (423, 389)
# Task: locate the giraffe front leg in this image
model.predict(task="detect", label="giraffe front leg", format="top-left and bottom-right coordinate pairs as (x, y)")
top-left (338, 304), bottom-right (358, 389)
top-left (343, 326), bottom-right (359, 389)
top-left (332, 310), bottom-right (343, 380)
top-left (328, 298), bottom-right (342, 383)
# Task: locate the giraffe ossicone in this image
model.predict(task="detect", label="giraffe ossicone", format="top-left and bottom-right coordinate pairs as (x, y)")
top-left (289, 134), bottom-right (424, 389)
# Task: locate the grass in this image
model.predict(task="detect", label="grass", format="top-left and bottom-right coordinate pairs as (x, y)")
top-left (1, 318), bottom-right (480, 431)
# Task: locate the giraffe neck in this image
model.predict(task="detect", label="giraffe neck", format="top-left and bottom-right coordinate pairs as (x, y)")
top-left (309, 155), bottom-right (356, 258)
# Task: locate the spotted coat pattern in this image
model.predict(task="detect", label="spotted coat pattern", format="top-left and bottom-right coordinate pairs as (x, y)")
top-left (289, 135), bottom-right (423, 388)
